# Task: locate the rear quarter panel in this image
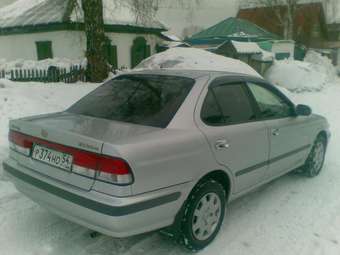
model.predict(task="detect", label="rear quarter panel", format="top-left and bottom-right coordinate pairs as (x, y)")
top-left (103, 129), bottom-right (220, 195)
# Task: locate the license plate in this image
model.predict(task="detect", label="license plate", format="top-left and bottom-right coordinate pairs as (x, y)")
top-left (32, 144), bottom-right (73, 171)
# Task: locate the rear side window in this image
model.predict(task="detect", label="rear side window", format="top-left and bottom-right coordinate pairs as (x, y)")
top-left (201, 83), bottom-right (256, 125)
top-left (68, 75), bottom-right (194, 128)
top-left (201, 90), bottom-right (224, 125)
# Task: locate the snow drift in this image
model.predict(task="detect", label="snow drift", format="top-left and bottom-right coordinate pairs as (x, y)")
top-left (136, 48), bottom-right (261, 77)
top-left (265, 51), bottom-right (338, 92)
top-left (304, 50), bottom-right (338, 80)
top-left (0, 58), bottom-right (87, 72)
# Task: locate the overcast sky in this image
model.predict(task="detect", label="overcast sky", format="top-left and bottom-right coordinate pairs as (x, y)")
top-left (0, 0), bottom-right (239, 37)
top-left (0, 0), bottom-right (11, 8)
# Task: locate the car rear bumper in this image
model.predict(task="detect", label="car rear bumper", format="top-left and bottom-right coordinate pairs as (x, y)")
top-left (3, 159), bottom-right (192, 237)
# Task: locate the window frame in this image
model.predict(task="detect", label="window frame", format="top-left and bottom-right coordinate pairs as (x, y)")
top-left (200, 76), bottom-right (297, 127)
top-left (67, 74), bottom-right (195, 128)
top-left (35, 41), bottom-right (53, 60)
top-left (244, 80), bottom-right (297, 121)
top-left (200, 78), bottom-right (261, 127)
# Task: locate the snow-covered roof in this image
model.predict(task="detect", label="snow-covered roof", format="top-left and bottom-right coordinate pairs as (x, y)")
top-left (0, 0), bottom-right (66, 28)
top-left (0, 0), bottom-right (166, 30)
top-left (252, 50), bottom-right (274, 62)
top-left (189, 17), bottom-right (279, 41)
top-left (231, 40), bottom-right (262, 54)
top-left (161, 31), bottom-right (182, 42)
top-left (160, 41), bottom-right (191, 48)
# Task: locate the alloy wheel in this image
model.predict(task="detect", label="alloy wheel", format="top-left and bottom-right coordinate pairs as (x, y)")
top-left (192, 192), bottom-right (222, 241)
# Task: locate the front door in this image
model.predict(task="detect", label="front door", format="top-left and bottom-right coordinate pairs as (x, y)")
top-left (198, 81), bottom-right (269, 194)
top-left (246, 82), bottom-right (310, 179)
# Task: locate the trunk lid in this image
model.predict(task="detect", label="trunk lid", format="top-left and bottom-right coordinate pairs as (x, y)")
top-left (10, 112), bottom-right (160, 191)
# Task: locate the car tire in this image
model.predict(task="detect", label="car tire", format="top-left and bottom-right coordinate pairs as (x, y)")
top-left (180, 179), bottom-right (226, 251)
top-left (301, 135), bottom-right (327, 177)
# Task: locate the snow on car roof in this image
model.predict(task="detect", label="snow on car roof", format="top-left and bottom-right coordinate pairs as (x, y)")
top-left (135, 47), bottom-right (262, 78)
top-left (128, 69), bottom-right (263, 82)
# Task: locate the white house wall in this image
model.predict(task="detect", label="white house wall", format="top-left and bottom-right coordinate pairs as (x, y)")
top-left (106, 32), bottom-right (162, 69)
top-left (272, 42), bottom-right (295, 58)
top-left (0, 31), bottom-right (86, 61)
top-left (0, 30), bottom-right (163, 68)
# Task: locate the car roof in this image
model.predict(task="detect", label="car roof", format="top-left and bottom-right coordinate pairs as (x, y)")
top-left (127, 69), bottom-right (264, 81)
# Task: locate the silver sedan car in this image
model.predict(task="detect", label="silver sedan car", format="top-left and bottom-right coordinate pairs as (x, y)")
top-left (3, 69), bottom-right (330, 250)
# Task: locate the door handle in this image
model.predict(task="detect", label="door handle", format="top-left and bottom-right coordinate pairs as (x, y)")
top-left (272, 129), bottom-right (280, 136)
top-left (215, 140), bottom-right (230, 150)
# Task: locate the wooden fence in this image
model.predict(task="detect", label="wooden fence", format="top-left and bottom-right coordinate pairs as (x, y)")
top-left (0, 65), bottom-right (87, 83)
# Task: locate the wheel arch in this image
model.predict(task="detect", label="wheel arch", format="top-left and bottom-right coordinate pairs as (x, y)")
top-left (162, 169), bottom-right (232, 240)
top-left (194, 170), bottom-right (232, 201)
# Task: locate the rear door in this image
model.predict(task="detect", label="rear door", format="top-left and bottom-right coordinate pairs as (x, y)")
top-left (245, 81), bottom-right (310, 179)
top-left (197, 78), bottom-right (269, 194)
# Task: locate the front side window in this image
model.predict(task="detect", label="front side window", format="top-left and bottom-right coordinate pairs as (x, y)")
top-left (247, 82), bottom-right (293, 119)
top-left (201, 83), bottom-right (256, 125)
top-left (68, 75), bottom-right (194, 128)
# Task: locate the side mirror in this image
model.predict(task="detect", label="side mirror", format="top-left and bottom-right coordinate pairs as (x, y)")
top-left (295, 104), bottom-right (312, 116)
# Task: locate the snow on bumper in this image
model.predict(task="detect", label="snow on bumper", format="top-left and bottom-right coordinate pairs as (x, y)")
top-left (2, 158), bottom-right (190, 238)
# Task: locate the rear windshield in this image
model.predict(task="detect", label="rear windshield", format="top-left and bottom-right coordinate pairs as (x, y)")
top-left (68, 75), bottom-right (194, 128)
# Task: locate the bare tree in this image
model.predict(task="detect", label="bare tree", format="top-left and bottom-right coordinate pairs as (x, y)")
top-left (81, 0), bottom-right (108, 82)
top-left (73, 0), bottom-right (200, 82)
top-left (250, 0), bottom-right (302, 40)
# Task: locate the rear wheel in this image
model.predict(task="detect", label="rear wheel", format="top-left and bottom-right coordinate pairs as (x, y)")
top-left (180, 180), bottom-right (226, 251)
top-left (301, 135), bottom-right (326, 177)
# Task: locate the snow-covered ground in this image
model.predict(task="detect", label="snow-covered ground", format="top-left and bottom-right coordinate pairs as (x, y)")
top-left (1, 62), bottom-right (340, 255)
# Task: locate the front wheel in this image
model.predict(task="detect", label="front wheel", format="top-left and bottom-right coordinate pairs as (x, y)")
top-left (301, 135), bottom-right (327, 177)
top-left (180, 180), bottom-right (226, 251)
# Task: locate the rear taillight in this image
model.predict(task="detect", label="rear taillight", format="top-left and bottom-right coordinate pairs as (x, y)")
top-left (96, 157), bottom-right (133, 185)
top-left (72, 152), bottom-right (133, 185)
top-left (9, 130), bottom-right (32, 156)
top-left (9, 130), bottom-right (134, 185)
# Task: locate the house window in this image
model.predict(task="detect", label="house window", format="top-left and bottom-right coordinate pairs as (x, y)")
top-left (106, 44), bottom-right (118, 70)
top-left (131, 37), bottom-right (151, 68)
top-left (36, 41), bottom-right (53, 60)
